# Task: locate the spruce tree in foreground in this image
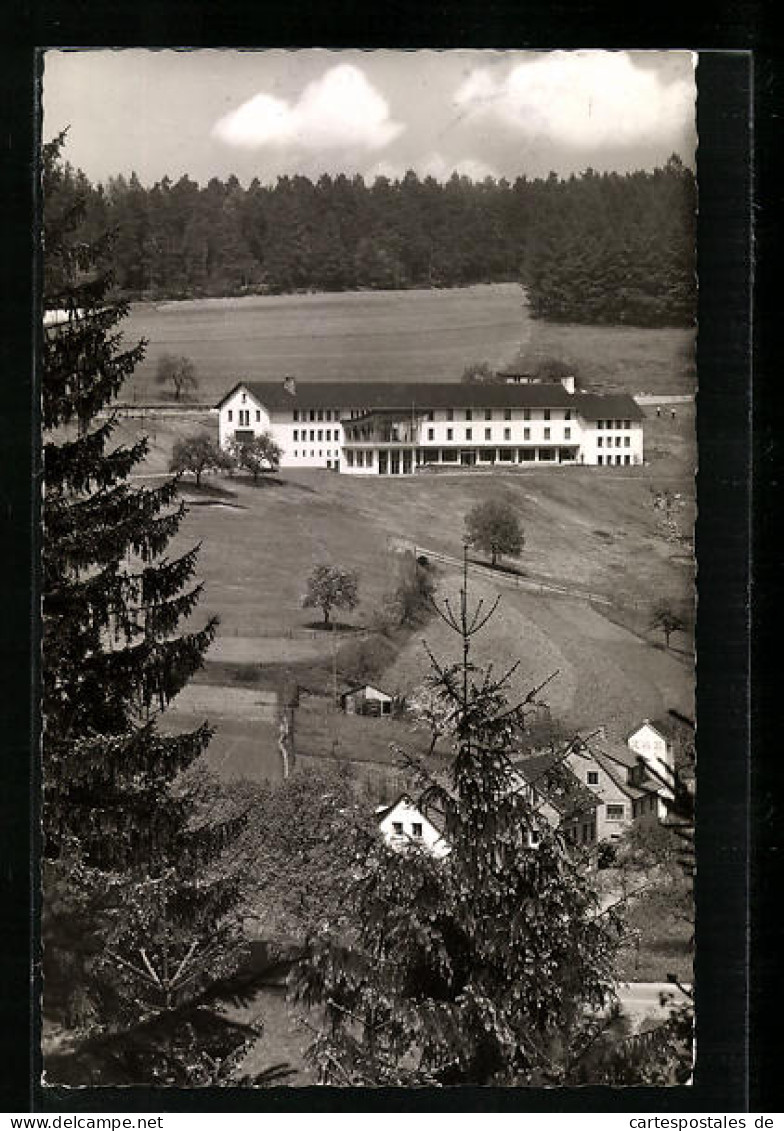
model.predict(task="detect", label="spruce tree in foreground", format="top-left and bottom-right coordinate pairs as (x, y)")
top-left (41, 135), bottom-right (278, 1085)
top-left (292, 552), bottom-right (623, 1085)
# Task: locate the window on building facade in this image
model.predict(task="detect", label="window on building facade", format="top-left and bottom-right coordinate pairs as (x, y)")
top-left (325, 409), bottom-right (331, 421)
top-left (427, 428), bottom-right (434, 441)
top-left (227, 410), bottom-right (233, 422)
top-left (412, 822), bottom-right (423, 838)
top-left (564, 427), bottom-right (571, 440)
top-left (447, 409), bottom-right (454, 421)
top-left (392, 822), bottom-right (404, 835)
top-left (504, 428), bottom-right (511, 441)
top-left (597, 419), bottom-right (603, 429)
top-left (499, 449), bottom-right (513, 462)
top-left (544, 427), bottom-right (550, 440)
top-left (565, 409), bottom-right (571, 420)
top-left (587, 771), bottom-right (599, 785)
top-left (466, 428), bottom-right (473, 440)
top-left (317, 430), bottom-right (323, 441)
top-left (293, 430), bottom-right (299, 441)
top-left (446, 428), bottom-right (453, 441)
top-left (484, 428), bottom-right (491, 440)
top-left (544, 409), bottom-right (551, 420)
top-left (624, 419), bottom-right (631, 429)
top-left (624, 436), bottom-right (630, 447)
top-left (598, 437), bottom-right (603, 447)
top-left (239, 410), bottom-right (250, 426)
top-left (426, 410), bottom-right (434, 421)
top-left (357, 451), bottom-right (364, 467)
top-left (624, 455), bottom-right (631, 465)
top-left (309, 410), bottom-right (315, 421)
top-left (317, 410), bottom-right (323, 421)
top-left (241, 392), bottom-right (246, 403)
top-left (606, 804), bottom-right (624, 820)
top-left (524, 427), bottom-right (531, 440)
top-left (485, 409), bottom-right (492, 421)
top-left (504, 408), bottom-right (512, 420)
top-left (309, 430), bottom-right (315, 442)
top-left (598, 455), bottom-right (603, 465)
top-left (616, 437), bottom-right (622, 447)
top-left (465, 409), bottom-right (473, 421)
top-left (293, 410), bottom-right (299, 421)
top-left (346, 450), bottom-right (354, 467)
top-left (523, 409), bottom-right (531, 421)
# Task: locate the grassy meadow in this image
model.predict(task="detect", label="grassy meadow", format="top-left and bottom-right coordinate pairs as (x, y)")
top-left (120, 283), bottom-right (696, 403)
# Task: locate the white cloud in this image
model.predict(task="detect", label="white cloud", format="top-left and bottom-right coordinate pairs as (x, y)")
top-left (365, 152), bottom-right (499, 183)
top-left (453, 51), bottom-right (695, 149)
top-left (212, 64), bottom-right (405, 150)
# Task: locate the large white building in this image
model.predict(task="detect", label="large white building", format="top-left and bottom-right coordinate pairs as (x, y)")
top-left (215, 377), bottom-right (644, 475)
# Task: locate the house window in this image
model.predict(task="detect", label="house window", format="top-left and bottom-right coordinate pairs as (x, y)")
top-left (325, 430), bottom-right (331, 441)
top-left (587, 771), bottom-right (599, 786)
top-left (309, 430), bottom-right (315, 442)
top-left (293, 430), bottom-right (299, 441)
top-left (504, 408), bottom-right (512, 420)
top-left (504, 427), bottom-right (511, 441)
top-left (544, 409), bottom-right (551, 421)
top-left (597, 437), bottom-right (603, 447)
top-left (317, 430), bottom-right (323, 441)
top-left (239, 409), bottom-right (250, 426)
top-left (241, 392), bottom-right (246, 403)
top-left (447, 409), bottom-right (454, 421)
top-left (523, 427), bottom-right (531, 441)
top-left (597, 419), bottom-right (603, 429)
top-left (293, 410), bottom-right (299, 421)
top-left (308, 410), bottom-right (314, 421)
top-left (346, 450), bottom-right (354, 467)
top-left (485, 409), bottom-right (492, 421)
top-left (624, 436), bottom-right (630, 447)
top-left (616, 437), bottom-right (622, 447)
top-left (606, 804), bottom-right (624, 820)
top-left (412, 822), bottom-right (423, 838)
top-left (427, 428), bottom-right (434, 441)
top-left (446, 428), bottom-right (453, 441)
top-left (624, 419), bottom-right (631, 429)
top-left (484, 427), bottom-right (492, 440)
top-left (597, 455), bottom-right (603, 465)
top-left (317, 410), bottom-right (323, 421)
top-left (624, 454), bottom-right (631, 465)
top-left (499, 448), bottom-right (513, 462)
top-left (325, 409), bottom-right (332, 421)
top-left (565, 409), bottom-right (571, 420)
top-left (523, 409), bottom-right (531, 421)
top-left (227, 410), bottom-right (233, 422)
top-left (544, 427), bottom-right (550, 440)
top-left (465, 428), bottom-right (473, 440)
top-left (465, 409), bottom-right (473, 421)
top-left (392, 822), bottom-right (404, 835)
top-left (564, 427), bottom-right (571, 440)
top-left (357, 451), bottom-right (364, 467)
top-left (426, 410), bottom-right (434, 421)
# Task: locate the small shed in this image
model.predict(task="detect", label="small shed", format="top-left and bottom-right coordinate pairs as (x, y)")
top-left (340, 683), bottom-right (393, 717)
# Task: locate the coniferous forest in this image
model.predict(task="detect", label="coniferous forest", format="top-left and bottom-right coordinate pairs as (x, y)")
top-left (60, 156), bottom-right (696, 328)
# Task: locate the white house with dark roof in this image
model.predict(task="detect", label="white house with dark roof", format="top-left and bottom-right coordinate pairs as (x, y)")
top-left (214, 377), bottom-right (644, 475)
top-left (376, 794), bottom-right (450, 858)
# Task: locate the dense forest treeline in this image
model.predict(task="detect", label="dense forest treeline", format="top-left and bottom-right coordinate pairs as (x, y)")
top-left (57, 157), bottom-right (696, 327)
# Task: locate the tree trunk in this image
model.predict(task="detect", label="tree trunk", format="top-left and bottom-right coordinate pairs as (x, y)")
top-left (195, 469), bottom-right (202, 487)
top-left (491, 548), bottom-right (497, 567)
top-left (323, 606), bottom-right (331, 628)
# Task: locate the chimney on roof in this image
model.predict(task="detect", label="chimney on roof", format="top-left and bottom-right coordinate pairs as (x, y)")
top-left (283, 375), bottom-right (297, 396)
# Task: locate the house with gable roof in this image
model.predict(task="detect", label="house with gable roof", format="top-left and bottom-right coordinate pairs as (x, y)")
top-left (375, 794), bottom-right (450, 859)
top-left (214, 377), bottom-right (644, 474)
top-left (511, 750), bottom-right (601, 851)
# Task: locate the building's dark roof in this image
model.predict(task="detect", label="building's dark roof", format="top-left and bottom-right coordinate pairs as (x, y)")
top-left (513, 752), bottom-right (601, 817)
top-left (216, 380), bottom-right (641, 418)
top-left (573, 393), bottom-right (644, 421)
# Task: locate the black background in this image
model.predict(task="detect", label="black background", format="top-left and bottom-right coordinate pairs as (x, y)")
top-left (0, 2), bottom-right (776, 1114)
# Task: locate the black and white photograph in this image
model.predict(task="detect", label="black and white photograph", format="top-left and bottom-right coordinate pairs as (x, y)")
top-left (40, 48), bottom-right (698, 1089)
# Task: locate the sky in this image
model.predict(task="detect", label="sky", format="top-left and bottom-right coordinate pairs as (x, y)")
top-left (42, 49), bottom-right (696, 188)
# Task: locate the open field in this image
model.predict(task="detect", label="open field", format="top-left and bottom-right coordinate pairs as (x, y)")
top-left (120, 284), bottom-right (696, 403)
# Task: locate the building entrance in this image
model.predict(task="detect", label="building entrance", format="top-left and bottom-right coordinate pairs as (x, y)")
top-left (460, 450), bottom-right (477, 467)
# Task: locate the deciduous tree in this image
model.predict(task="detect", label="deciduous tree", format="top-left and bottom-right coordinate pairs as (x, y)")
top-left (465, 497), bottom-right (524, 568)
top-left (169, 434), bottom-right (229, 487)
top-left (649, 598), bottom-right (687, 649)
top-left (227, 432), bottom-right (282, 481)
top-left (302, 564), bottom-right (360, 629)
top-left (155, 351), bottom-right (199, 401)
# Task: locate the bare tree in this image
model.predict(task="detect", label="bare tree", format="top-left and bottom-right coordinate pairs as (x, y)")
top-left (155, 353), bottom-right (199, 401)
top-left (649, 599), bottom-right (687, 649)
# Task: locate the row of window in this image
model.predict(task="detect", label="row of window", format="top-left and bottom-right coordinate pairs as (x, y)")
top-left (292, 450), bottom-right (338, 460)
top-left (597, 419), bottom-right (632, 429)
top-left (597, 436), bottom-right (632, 448)
top-left (227, 409), bottom-right (261, 425)
top-left (426, 426), bottom-right (572, 442)
top-left (598, 454), bottom-right (633, 465)
top-left (293, 428), bottom-right (339, 442)
top-left (391, 821), bottom-right (423, 838)
top-left (292, 408), bottom-right (341, 422)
